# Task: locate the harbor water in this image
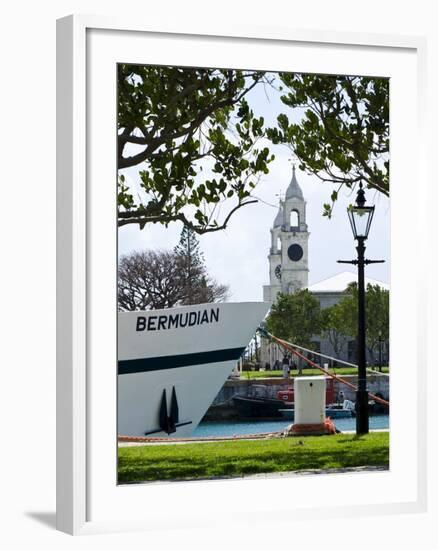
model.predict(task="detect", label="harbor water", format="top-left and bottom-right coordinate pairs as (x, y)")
top-left (193, 415), bottom-right (389, 438)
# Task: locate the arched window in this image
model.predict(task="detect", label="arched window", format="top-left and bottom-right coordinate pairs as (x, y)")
top-left (290, 210), bottom-right (299, 228)
top-left (277, 237), bottom-right (281, 251)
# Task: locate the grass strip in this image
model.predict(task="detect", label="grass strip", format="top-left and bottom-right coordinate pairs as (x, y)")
top-left (242, 367), bottom-right (389, 379)
top-left (118, 432), bottom-right (389, 483)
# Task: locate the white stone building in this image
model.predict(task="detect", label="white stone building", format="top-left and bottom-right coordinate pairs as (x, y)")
top-left (263, 165), bottom-right (309, 303)
top-left (260, 167), bottom-right (388, 368)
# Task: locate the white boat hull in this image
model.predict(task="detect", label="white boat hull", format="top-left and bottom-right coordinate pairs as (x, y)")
top-left (118, 302), bottom-right (269, 437)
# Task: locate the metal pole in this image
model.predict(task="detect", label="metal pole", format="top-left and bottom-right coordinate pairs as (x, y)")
top-left (356, 237), bottom-right (369, 434)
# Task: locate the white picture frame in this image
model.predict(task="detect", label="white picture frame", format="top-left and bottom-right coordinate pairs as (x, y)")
top-left (57, 15), bottom-right (428, 535)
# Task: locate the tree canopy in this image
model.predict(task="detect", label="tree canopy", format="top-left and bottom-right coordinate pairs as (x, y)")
top-left (267, 73), bottom-right (389, 216)
top-left (118, 65), bottom-right (274, 233)
top-left (265, 290), bottom-right (321, 348)
top-left (320, 302), bottom-right (352, 359)
top-left (337, 282), bottom-right (389, 360)
top-left (174, 226), bottom-right (228, 305)
top-left (118, 66), bottom-right (389, 231)
top-left (265, 283), bottom-right (389, 364)
top-left (320, 282), bottom-right (389, 362)
top-left (118, 227), bottom-right (229, 311)
top-left (118, 250), bottom-right (182, 311)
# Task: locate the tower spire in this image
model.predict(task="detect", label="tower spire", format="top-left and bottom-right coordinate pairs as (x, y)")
top-left (273, 199), bottom-right (284, 228)
top-left (264, 164), bottom-right (309, 305)
top-left (285, 163), bottom-right (304, 201)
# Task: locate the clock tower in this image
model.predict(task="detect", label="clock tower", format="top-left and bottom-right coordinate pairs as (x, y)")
top-left (263, 166), bottom-right (309, 304)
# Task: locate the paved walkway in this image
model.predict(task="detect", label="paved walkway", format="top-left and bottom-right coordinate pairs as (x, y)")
top-left (242, 465), bottom-right (389, 479)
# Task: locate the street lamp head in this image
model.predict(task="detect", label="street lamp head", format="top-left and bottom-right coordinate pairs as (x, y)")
top-left (347, 182), bottom-right (375, 240)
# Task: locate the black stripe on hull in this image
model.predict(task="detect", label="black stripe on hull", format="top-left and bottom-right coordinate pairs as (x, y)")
top-left (118, 347), bottom-right (246, 375)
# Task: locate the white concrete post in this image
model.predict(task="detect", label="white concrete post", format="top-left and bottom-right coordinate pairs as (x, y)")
top-left (294, 376), bottom-right (326, 425)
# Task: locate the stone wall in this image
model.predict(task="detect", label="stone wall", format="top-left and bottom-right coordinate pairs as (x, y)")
top-left (211, 375), bottom-right (389, 406)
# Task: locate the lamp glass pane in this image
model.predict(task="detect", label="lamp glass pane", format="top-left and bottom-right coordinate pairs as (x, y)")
top-left (351, 206), bottom-right (373, 238)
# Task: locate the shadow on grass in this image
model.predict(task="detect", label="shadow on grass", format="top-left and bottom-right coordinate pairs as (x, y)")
top-left (119, 447), bottom-right (389, 483)
top-left (335, 435), bottom-right (368, 443)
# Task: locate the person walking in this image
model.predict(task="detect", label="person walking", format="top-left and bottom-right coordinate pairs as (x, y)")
top-left (282, 354), bottom-right (290, 379)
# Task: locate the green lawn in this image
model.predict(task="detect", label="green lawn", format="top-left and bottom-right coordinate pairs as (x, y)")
top-left (118, 432), bottom-right (389, 483)
top-left (242, 367), bottom-right (389, 379)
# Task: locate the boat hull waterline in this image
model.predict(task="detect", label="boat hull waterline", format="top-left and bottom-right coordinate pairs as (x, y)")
top-left (118, 302), bottom-right (269, 437)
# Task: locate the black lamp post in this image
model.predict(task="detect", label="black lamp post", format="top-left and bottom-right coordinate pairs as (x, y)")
top-left (338, 182), bottom-right (384, 435)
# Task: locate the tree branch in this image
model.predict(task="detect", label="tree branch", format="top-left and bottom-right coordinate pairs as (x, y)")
top-left (118, 199), bottom-right (258, 233)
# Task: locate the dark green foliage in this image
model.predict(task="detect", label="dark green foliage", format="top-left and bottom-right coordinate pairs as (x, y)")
top-left (268, 74), bottom-right (389, 217)
top-left (174, 226), bottom-right (228, 305)
top-left (338, 283), bottom-right (389, 361)
top-left (174, 225), bottom-right (204, 305)
top-left (118, 65), bottom-right (275, 232)
top-left (321, 282), bottom-right (389, 361)
top-left (265, 290), bottom-right (321, 348)
top-left (320, 298), bottom-right (355, 358)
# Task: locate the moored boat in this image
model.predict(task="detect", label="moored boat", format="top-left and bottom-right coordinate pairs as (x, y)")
top-left (232, 384), bottom-right (292, 418)
top-left (231, 395), bottom-right (287, 418)
top-left (326, 401), bottom-right (355, 418)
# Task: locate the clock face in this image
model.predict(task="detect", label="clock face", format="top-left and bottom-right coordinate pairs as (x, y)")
top-left (287, 243), bottom-right (303, 262)
top-left (274, 265), bottom-right (282, 280)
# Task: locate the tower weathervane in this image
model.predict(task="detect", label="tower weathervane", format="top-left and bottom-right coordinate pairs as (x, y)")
top-left (275, 191), bottom-right (284, 203)
top-left (288, 156), bottom-right (299, 173)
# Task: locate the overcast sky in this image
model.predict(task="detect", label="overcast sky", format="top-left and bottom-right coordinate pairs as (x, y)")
top-left (118, 74), bottom-right (390, 302)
